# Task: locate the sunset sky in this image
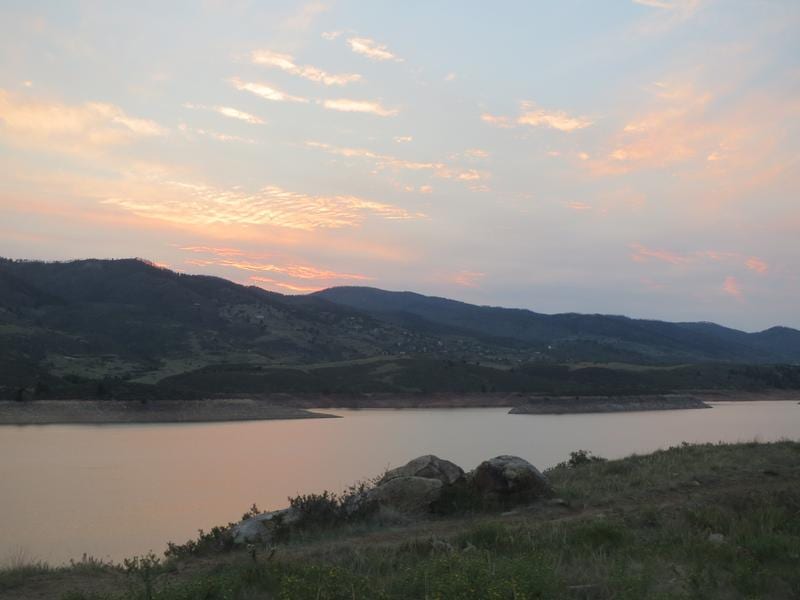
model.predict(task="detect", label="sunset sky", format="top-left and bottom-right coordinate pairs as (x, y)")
top-left (1, 1), bottom-right (798, 330)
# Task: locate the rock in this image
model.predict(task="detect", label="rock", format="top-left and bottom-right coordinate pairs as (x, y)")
top-left (708, 533), bottom-right (726, 544)
top-left (232, 508), bottom-right (298, 544)
top-left (381, 455), bottom-right (464, 486)
top-left (367, 476), bottom-right (444, 513)
top-left (232, 518), bottom-right (269, 545)
top-left (471, 455), bottom-right (552, 503)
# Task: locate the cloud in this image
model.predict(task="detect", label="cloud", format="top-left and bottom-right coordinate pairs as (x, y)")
top-left (566, 202), bottom-right (593, 212)
top-left (450, 270), bottom-right (485, 288)
top-left (184, 103), bottom-right (265, 125)
top-left (517, 102), bottom-right (593, 131)
top-left (745, 257), bottom-right (769, 274)
top-left (632, 0), bottom-right (702, 33)
top-left (630, 243), bottom-right (692, 265)
top-left (347, 37), bottom-right (401, 62)
top-left (178, 245), bottom-right (372, 293)
top-left (184, 256), bottom-right (370, 280)
top-left (282, 2), bottom-right (328, 31)
top-left (444, 73), bottom-right (457, 82)
top-left (229, 77), bottom-right (308, 103)
top-left (251, 50), bottom-right (361, 86)
top-left (587, 81), bottom-right (715, 175)
top-left (101, 178), bottom-right (422, 231)
top-left (480, 113), bottom-right (513, 128)
top-left (306, 141), bottom-right (489, 186)
top-left (464, 148), bottom-right (490, 159)
top-left (321, 31), bottom-right (342, 41)
top-left (178, 123), bottom-right (257, 143)
top-left (723, 275), bottom-right (743, 298)
top-left (394, 135), bottom-right (413, 143)
top-left (321, 98), bottom-right (398, 116)
top-left (214, 106), bottom-right (264, 124)
top-left (482, 102), bottom-right (592, 132)
top-left (250, 276), bottom-right (322, 293)
top-left (0, 89), bottom-right (166, 152)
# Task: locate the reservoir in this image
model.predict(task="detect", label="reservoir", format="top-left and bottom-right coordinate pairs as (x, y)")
top-left (0, 400), bottom-right (798, 564)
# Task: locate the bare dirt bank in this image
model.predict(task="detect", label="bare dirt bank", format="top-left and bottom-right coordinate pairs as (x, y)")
top-left (0, 399), bottom-right (336, 425)
top-left (2, 390), bottom-right (798, 425)
top-left (508, 394), bottom-right (710, 415)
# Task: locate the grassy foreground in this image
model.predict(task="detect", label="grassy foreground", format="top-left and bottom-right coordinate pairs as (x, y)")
top-left (3, 440), bottom-right (800, 599)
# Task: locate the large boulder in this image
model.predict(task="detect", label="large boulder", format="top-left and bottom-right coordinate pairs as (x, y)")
top-left (382, 455), bottom-right (465, 486)
top-left (471, 455), bottom-right (552, 503)
top-left (367, 476), bottom-right (444, 513)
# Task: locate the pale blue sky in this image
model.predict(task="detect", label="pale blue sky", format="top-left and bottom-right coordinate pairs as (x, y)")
top-left (1, 1), bottom-right (799, 330)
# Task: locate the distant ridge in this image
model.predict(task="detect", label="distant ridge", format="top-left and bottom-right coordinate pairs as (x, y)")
top-left (314, 286), bottom-right (800, 364)
top-left (1, 258), bottom-right (799, 399)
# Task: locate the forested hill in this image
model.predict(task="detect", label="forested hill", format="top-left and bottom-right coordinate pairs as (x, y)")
top-left (1, 258), bottom-right (799, 399)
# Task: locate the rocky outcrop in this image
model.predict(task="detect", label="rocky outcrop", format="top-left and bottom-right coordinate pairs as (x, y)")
top-left (381, 455), bottom-right (464, 486)
top-left (367, 476), bottom-right (444, 513)
top-left (470, 455), bottom-right (552, 503)
top-left (231, 454), bottom-right (550, 541)
top-left (232, 507), bottom-right (298, 545)
top-left (509, 394), bottom-right (711, 415)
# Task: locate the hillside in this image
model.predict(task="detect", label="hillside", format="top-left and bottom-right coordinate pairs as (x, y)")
top-left (1, 258), bottom-right (799, 400)
top-left (315, 286), bottom-right (800, 363)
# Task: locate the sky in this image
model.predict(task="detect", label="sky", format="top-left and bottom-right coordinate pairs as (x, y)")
top-left (0, 1), bottom-right (798, 331)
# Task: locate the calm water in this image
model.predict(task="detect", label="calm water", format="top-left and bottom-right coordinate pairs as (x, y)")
top-left (1, 401), bottom-right (798, 564)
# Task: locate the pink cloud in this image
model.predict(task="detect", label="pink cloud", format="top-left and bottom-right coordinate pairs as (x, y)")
top-left (630, 243), bottom-right (690, 265)
top-left (723, 275), bottom-right (743, 298)
top-left (745, 257), bottom-right (769, 274)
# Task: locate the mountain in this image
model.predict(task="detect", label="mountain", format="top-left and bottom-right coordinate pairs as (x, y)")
top-left (314, 286), bottom-right (800, 364)
top-left (1, 258), bottom-right (799, 400)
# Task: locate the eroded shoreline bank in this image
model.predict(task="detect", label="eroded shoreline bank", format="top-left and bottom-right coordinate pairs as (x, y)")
top-left (0, 399), bottom-right (336, 425)
top-left (0, 390), bottom-right (797, 425)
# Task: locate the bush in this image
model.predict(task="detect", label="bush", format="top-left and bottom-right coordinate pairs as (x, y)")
top-left (549, 449), bottom-right (607, 471)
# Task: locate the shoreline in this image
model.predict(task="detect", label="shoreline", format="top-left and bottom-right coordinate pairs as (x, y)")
top-left (0, 399), bottom-right (337, 425)
top-left (1, 390), bottom-right (798, 425)
top-left (509, 394), bottom-right (710, 415)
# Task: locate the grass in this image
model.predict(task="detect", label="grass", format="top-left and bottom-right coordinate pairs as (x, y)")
top-left (3, 441), bottom-right (800, 599)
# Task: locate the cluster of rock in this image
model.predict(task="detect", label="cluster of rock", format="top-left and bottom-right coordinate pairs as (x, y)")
top-left (232, 454), bottom-right (551, 545)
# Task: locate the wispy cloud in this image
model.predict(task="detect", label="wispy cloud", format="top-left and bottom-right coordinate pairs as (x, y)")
top-left (282, 2), bottom-right (328, 31)
top-left (723, 275), bottom-right (743, 298)
top-left (321, 31), bottom-right (342, 41)
top-left (178, 123), bottom-right (257, 144)
top-left (449, 270), bottom-right (485, 288)
top-left (480, 113), bottom-right (513, 128)
top-left (184, 102), bottom-right (265, 125)
top-left (464, 148), bottom-right (490, 159)
top-left (482, 101), bottom-right (592, 132)
top-left (306, 141), bottom-right (488, 186)
top-left (321, 98), bottom-right (398, 116)
top-left (0, 89), bottom-right (166, 152)
top-left (229, 77), bottom-right (308, 103)
top-left (251, 50), bottom-right (361, 86)
top-left (745, 257), bottom-right (769, 274)
top-left (178, 245), bottom-right (372, 294)
top-left (517, 102), bottom-right (593, 131)
top-left (347, 37), bottom-right (401, 62)
top-left (633, 0), bottom-right (703, 34)
top-left (102, 178), bottom-right (422, 231)
top-left (630, 243), bottom-right (694, 265)
top-left (250, 276), bottom-right (322, 293)
top-left (587, 81), bottom-right (713, 175)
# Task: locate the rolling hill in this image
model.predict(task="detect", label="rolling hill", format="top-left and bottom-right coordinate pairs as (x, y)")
top-left (1, 257), bottom-right (799, 399)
